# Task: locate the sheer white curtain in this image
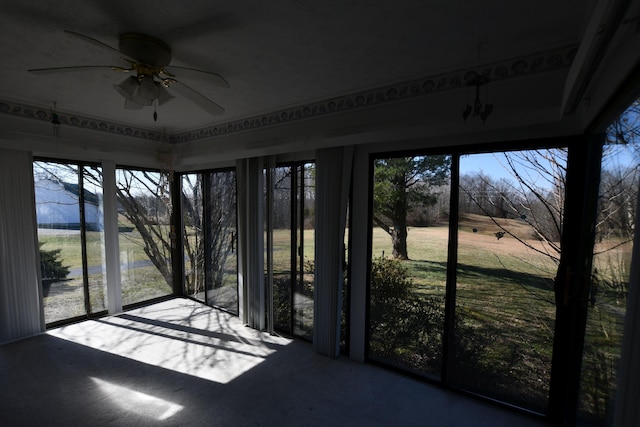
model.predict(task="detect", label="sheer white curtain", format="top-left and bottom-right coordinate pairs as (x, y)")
top-left (236, 157), bottom-right (265, 330)
top-left (0, 148), bottom-right (44, 343)
top-left (265, 156), bottom-right (276, 334)
top-left (313, 146), bottom-right (353, 357)
top-left (101, 160), bottom-right (122, 314)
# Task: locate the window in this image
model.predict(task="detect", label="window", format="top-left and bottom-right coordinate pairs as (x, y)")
top-left (270, 162), bottom-right (315, 339)
top-left (578, 98), bottom-right (640, 426)
top-left (368, 155), bottom-right (451, 378)
top-left (182, 173), bottom-right (205, 301)
top-left (368, 146), bottom-right (569, 414)
top-left (453, 149), bottom-right (565, 412)
top-left (204, 170), bottom-right (238, 313)
top-left (115, 167), bottom-right (173, 306)
top-left (181, 170), bottom-right (238, 314)
top-left (34, 160), bottom-right (107, 325)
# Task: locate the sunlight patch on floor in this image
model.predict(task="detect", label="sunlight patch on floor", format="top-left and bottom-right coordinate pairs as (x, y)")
top-left (91, 377), bottom-right (183, 421)
top-left (47, 298), bottom-right (292, 384)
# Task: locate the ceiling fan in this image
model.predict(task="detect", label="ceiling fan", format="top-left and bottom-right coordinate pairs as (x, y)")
top-left (28, 30), bottom-right (229, 120)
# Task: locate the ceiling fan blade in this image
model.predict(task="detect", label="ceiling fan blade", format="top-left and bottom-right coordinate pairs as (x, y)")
top-left (163, 66), bottom-right (229, 88)
top-left (64, 30), bottom-right (127, 59)
top-left (170, 81), bottom-right (225, 115)
top-left (28, 65), bottom-right (133, 74)
top-left (114, 76), bottom-right (138, 101)
top-left (157, 84), bottom-right (174, 105)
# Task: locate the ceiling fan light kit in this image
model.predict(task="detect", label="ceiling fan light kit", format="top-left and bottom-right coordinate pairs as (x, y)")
top-left (114, 75), bottom-right (172, 109)
top-left (462, 42), bottom-right (494, 124)
top-left (28, 31), bottom-right (228, 121)
top-left (462, 74), bottom-right (494, 124)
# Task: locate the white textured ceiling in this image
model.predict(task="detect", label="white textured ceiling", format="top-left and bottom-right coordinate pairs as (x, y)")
top-left (0, 1), bottom-right (594, 135)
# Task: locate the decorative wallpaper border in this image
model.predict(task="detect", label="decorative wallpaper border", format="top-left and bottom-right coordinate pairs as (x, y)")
top-left (0, 101), bottom-right (167, 141)
top-left (1, 45), bottom-right (577, 143)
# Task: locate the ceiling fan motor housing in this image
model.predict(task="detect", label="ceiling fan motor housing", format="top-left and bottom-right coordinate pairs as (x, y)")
top-left (119, 33), bottom-right (172, 67)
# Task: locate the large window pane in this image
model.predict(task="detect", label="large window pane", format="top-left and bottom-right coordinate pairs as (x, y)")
top-left (368, 155), bottom-right (451, 378)
top-left (272, 166), bottom-right (293, 333)
top-left (205, 170), bottom-right (238, 314)
top-left (452, 149), bottom-right (565, 413)
top-left (84, 165), bottom-right (107, 314)
top-left (116, 168), bottom-right (172, 306)
top-left (34, 161), bottom-right (107, 324)
top-left (270, 163), bottom-right (315, 339)
top-left (294, 163), bottom-right (315, 338)
top-left (35, 162), bottom-right (85, 323)
top-left (182, 173), bottom-right (205, 301)
top-left (578, 101), bottom-right (639, 426)
top-left (182, 171), bottom-right (238, 315)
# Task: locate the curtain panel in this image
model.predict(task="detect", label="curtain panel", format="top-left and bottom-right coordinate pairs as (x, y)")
top-left (236, 157), bottom-right (265, 330)
top-left (0, 149), bottom-right (43, 343)
top-left (313, 146), bottom-right (353, 357)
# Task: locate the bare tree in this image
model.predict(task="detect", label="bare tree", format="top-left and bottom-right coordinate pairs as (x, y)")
top-left (460, 173), bottom-right (516, 218)
top-left (115, 169), bottom-right (173, 286)
top-left (38, 164), bottom-right (240, 297)
top-left (181, 171), bottom-right (237, 296)
top-left (34, 163), bottom-right (175, 290)
top-left (272, 167), bottom-right (292, 229)
top-left (181, 173), bottom-right (204, 295)
top-left (205, 171), bottom-right (237, 289)
top-left (460, 148), bottom-right (567, 265)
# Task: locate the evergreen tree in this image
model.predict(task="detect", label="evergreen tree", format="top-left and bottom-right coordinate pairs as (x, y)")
top-left (373, 155), bottom-right (451, 259)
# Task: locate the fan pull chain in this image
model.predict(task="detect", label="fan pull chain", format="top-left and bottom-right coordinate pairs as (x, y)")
top-left (51, 102), bottom-right (61, 137)
top-left (153, 100), bottom-right (158, 122)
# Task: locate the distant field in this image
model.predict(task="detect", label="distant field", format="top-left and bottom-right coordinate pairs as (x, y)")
top-left (372, 213), bottom-right (559, 287)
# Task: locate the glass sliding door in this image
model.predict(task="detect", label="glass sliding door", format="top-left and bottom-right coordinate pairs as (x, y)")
top-left (115, 167), bottom-right (173, 306)
top-left (271, 162), bottom-right (315, 339)
top-left (452, 149), bottom-right (565, 412)
top-left (34, 160), bottom-right (106, 325)
top-left (367, 147), bottom-right (571, 413)
top-left (366, 133), bottom-right (633, 419)
top-left (368, 155), bottom-right (451, 378)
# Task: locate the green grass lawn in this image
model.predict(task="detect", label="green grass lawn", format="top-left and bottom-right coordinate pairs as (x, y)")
top-left (368, 215), bottom-right (627, 415)
top-left (38, 226), bottom-right (173, 322)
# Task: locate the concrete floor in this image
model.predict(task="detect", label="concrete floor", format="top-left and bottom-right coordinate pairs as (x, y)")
top-left (0, 298), bottom-right (549, 426)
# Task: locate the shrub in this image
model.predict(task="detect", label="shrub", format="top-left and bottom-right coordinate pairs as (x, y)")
top-left (39, 243), bottom-right (70, 280)
top-left (369, 256), bottom-right (444, 371)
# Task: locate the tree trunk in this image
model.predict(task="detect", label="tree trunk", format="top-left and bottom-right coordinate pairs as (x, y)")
top-left (391, 192), bottom-right (409, 260)
top-left (391, 222), bottom-right (409, 260)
